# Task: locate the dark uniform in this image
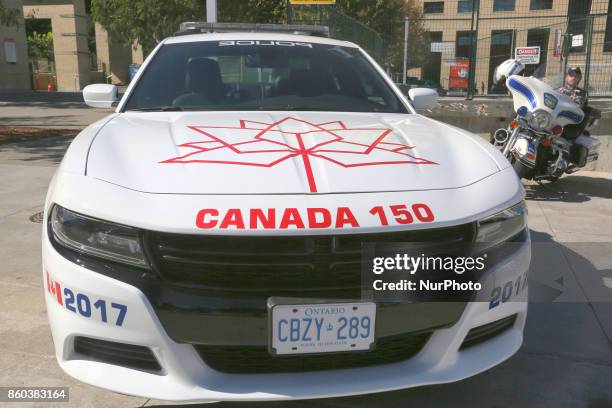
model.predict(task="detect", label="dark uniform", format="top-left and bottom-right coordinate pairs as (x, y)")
top-left (558, 66), bottom-right (588, 141)
top-left (557, 83), bottom-right (588, 109)
top-left (558, 67), bottom-right (595, 167)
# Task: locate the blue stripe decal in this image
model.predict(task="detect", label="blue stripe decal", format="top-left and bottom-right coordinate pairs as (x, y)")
top-left (558, 110), bottom-right (584, 124)
top-left (507, 78), bottom-right (536, 109)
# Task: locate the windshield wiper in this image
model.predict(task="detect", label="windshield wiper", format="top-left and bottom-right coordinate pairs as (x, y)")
top-left (127, 106), bottom-right (184, 112)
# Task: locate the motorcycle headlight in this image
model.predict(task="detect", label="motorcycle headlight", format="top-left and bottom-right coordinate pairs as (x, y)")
top-left (476, 201), bottom-right (527, 251)
top-left (529, 110), bottom-right (552, 131)
top-left (49, 205), bottom-right (149, 268)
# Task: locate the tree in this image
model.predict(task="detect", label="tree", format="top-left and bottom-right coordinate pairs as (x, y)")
top-left (91, 0), bottom-right (205, 54)
top-left (333, 0), bottom-right (428, 70)
top-left (90, 0), bottom-right (427, 69)
top-left (218, 0), bottom-right (428, 70)
top-left (403, 0), bottom-right (429, 71)
top-left (218, 0), bottom-right (287, 24)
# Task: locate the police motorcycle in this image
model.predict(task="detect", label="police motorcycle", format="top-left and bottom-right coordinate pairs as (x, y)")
top-left (491, 59), bottom-right (600, 181)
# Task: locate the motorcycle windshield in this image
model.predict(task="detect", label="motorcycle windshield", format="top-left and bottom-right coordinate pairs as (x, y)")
top-left (506, 74), bottom-right (584, 127)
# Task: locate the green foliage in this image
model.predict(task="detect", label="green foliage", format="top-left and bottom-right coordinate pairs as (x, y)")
top-left (91, 0), bottom-right (205, 53)
top-left (333, 0), bottom-right (428, 69)
top-left (27, 31), bottom-right (54, 60)
top-left (218, 0), bottom-right (287, 24)
top-left (90, 0), bottom-right (427, 69)
top-left (218, 0), bottom-right (427, 69)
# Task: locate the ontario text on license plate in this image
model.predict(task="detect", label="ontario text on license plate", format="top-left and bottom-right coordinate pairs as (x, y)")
top-left (270, 302), bottom-right (376, 355)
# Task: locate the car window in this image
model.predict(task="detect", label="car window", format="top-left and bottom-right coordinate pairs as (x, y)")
top-left (123, 41), bottom-right (408, 114)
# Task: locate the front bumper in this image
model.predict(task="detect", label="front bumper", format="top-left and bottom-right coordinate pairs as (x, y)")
top-left (42, 226), bottom-right (530, 402)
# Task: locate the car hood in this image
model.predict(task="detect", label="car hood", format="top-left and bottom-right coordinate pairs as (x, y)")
top-left (86, 111), bottom-right (501, 194)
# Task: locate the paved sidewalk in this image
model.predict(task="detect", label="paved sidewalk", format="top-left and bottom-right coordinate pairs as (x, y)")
top-left (0, 96), bottom-right (609, 170)
top-left (0, 101), bottom-right (111, 129)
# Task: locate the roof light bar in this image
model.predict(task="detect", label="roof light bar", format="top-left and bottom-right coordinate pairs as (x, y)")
top-left (177, 22), bottom-right (330, 38)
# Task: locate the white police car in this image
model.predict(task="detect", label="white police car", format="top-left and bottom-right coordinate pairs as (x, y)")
top-left (43, 23), bottom-right (530, 402)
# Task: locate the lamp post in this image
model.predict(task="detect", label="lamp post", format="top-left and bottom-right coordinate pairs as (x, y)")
top-left (402, 16), bottom-right (409, 85)
top-left (206, 0), bottom-right (217, 23)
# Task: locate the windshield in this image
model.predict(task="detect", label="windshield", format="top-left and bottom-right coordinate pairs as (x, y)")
top-left (123, 40), bottom-right (408, 113)
top-left (539, 72), bottom-right (566, 90)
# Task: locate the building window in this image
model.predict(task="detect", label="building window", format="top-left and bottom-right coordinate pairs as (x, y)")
top-left (530, 0), bottom-right (553, 10)
top-left (605, 0), bottom-right (612, 51)
top-left (493, 0), bottom-right (515, 11)
top-left (458, 0), bottom-right (479, 12)
top-left (423, 32), bottom-right (443, 84)
top-left (424, 2), bottom-right (444, 13)
top-left (458, 0), bottom-right (471, 12)
top-left (456, 31), bottom-right (475, 58)
top-left (491, 30), bottom-right (513, 46)
top-left (489, 30), bottom-right (514, 94)
top-left (568, 0), bottom-right (592, 53)
top-left (524, 28), bottom-right (550, 77)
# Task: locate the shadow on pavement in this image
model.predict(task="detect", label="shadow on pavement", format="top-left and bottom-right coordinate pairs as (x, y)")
top-left (0, 101), bottom-right (88, 109)
top-left (0, 90), bottom-right (83, 103)
top-left (0, 134), bottom-right (75, 164)
top-left (0, 90), bottom-right (122, 108)
top-left (525, 175), bottom-right (612, 203)
top-left (0, 114), bottom-right (91, 127)
top-left (145, 231), bottom-right (612, 408)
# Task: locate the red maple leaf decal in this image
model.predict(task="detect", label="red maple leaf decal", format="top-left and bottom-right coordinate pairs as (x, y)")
top-left (161, 117), bottom-right (437, 193)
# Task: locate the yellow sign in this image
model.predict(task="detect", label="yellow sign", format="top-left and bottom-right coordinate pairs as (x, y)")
top-left (289, 0), bottom-right (335, 4)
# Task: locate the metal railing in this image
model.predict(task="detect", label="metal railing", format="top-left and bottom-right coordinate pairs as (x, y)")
top-left (400, 0), bottom-right (612, 97)
top-left (289, 11), bottom-right (385, 62)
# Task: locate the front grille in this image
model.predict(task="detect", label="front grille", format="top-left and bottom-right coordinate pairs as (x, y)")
top-left (73, 336), bottom-right (161, 372)
top-left (146, 224), bottom-right (474, 295)
top-left (195, 331), bottom-right (431, 374)
top-left (460, 314), bottom-right (517, 349)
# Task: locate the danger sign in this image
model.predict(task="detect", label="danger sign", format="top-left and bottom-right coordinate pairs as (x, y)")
top-left (515, 46), bottom-right (541, 65)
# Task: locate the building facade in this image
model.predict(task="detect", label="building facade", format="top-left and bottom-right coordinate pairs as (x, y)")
top-left (415, 0), bottom-right (612, 95)
top-left (0, 0), bottom-right (30, 91)
top-left (0, 0), bottom-right (143, 92)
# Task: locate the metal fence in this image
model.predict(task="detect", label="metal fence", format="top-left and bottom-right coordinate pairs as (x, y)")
top-left (406, 0), bottom-right (612, 97)
top-left (327, 12), bottom-right (385, 61)
top-left (289, 10), bottom-right (384, 62)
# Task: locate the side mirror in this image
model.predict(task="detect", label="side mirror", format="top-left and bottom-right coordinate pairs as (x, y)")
top-left (83, 84), bottom-right (118, 108)
top-left (408, 88), bottom-right (438, 110)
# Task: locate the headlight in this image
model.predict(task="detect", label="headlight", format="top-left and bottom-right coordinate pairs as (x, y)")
top-left (529, 110), bottom-right (552, 131)
top-left (476, 201), bottom-right (527, 251)
top-left (49, 205), bottom-right (149, 268)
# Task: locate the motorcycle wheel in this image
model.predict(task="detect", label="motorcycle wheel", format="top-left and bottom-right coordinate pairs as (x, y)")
top-left (511, 158), bottom-right (532, 179)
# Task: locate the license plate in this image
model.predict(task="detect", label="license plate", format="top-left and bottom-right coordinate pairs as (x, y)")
top-left (270, 302), bottom-right (376, 355)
